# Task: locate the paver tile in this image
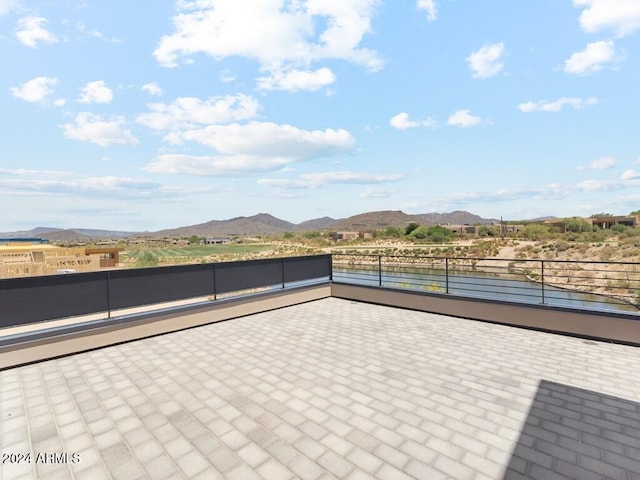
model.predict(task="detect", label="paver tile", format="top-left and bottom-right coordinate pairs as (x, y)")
top-left (256, 459), bottom-right (293, 480)
top-left (287, 454), bottom-right (326, 480)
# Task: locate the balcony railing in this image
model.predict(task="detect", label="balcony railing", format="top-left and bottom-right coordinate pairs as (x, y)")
top-left (0, 254), bottom-right (332, 330)
top-left (332, 253), bottom-right (640, 315)
top-left (2, 253), bottom-right (638, 335)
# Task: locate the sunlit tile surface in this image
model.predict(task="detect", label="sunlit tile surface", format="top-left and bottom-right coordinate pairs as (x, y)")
top-left (2, 298), bottom-right (640, 479)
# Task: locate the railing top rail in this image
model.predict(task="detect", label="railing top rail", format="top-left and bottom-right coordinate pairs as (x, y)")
top-left (332, 252), bottom-right (640, 266)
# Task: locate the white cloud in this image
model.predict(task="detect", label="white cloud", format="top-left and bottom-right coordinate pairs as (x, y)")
top-left (257, 67), bottom-right (336, 92)
top-left (577, 179), bottom-right (622, 192)
top-left (62, 113), bottom-right (139, 147)
top-left (145, 153), bottom-right (288, 176)
top-left (220, 70), bottom-right (236, 83)
top-left (564, 40), bottom-right (622, 75)
top-left (15, 16), bottom-right (58, 47)
top-left (137, 94), bottom-right (259, 131)
top-left (440, 181), bottom-right (612, 206)
top-left (466, 42), bottom-right (505, 79)
top-left (176, 122), bottom-right (354, 155)
top-left (573, 0), bottom-right (640, 37)
top-left (418, 172), bottom-right (640, 214)
top-left (76, 22), bottom-right (119, 42)
top-left (10, 76), bottom-right (59, 103)
top-left (0, 167), bottom-right (72, 177)
top-left (389, 112), bottom-right (435, 130)
top-left (178, 122), bottom-right (352, 155)
top-left (417, 0), bottom-right (437, 22)
top-left (0, 0), bottom-right (20, 16)
top-left (518, 96), bottom-right (598, 113)
top-left (577, 156), bottom-right (617, 170)
top-left (390, 112), bottom-right (419, 130)
top-left (0, 169), bottom-right (169, 199)
top-left (359, 187), bottom-right (395, 198)
top-left (153, 0), bottom-right (383, 87)
top-left (145, 122), bottom-right (355, 176)
top-left (447, 109), bottom-right (484, 127)
top-left (258, 171), bottom-right (403, 189)
top-left (78, 80), bottom-right (113, 104)
top-left (621, 169), bottom-right (640, 181)
top-left (141, 82), bottom-right (163, 96)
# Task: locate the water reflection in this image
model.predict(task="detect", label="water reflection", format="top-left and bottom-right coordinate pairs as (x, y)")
top-left (333, 266), bottom-right (639, 314)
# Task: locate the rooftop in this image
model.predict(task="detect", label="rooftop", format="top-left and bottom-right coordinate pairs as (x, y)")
top-left (2, 297), bottom-right (639, 480)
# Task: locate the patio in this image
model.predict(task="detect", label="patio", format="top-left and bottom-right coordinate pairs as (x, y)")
top-left (2, 297), bottom-right (639, 479)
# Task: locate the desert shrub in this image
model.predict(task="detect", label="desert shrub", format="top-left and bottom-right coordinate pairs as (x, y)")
top-left (136, 251), bottom-right (158, 267)
top-left (565, 218), bottom-right (592, 233)
top-left (522, 224), bottom-right (552, 241)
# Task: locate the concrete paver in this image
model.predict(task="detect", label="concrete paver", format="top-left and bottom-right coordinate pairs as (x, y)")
top-left (2, 297), bottom-right (640, 479)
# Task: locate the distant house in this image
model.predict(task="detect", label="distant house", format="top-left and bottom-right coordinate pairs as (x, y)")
top-left (445, 224), bottom-right (476, 234)
top-left (84, 248), bottom-right (122, 268)
top-left (328, 231), bottom-right (373, 241)
top-left (205, 237), bottom-right (230, 245)
top-left (490, 223), bottom-right (524, 234)
top-left (587, 215), bottom-right (638, 229)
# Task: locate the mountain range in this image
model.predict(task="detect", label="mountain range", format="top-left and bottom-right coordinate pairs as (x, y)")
top-left (0, 210), bottom-right (499, 241)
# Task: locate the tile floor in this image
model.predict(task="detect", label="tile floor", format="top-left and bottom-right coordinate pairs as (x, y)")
top-left (1, 297), bottom-right (640, 479)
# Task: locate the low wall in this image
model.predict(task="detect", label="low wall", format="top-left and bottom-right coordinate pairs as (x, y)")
top-left (0, 284), bottom-right (331, 370)
top-left (331, 282), bottom-right (640, 346)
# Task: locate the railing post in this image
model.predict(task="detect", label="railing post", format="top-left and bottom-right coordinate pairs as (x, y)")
top-left (282, 257), bottom-right (286, 289)
top-left (106, 271), bottom-right (111, 319)
top-left (378, 255), bottom-right (382, 287)
top-left (212, 263), bottom-right (217, 301)
top-left (445, 258), bottom-right (449, 294)
top-left (329, 254), bottom-right (333, 282)
top-left (541, 260), bottom-right (545, 304)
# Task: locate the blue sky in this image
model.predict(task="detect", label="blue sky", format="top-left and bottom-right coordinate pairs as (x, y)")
top-left (1, 0), bottom-right (639, 231)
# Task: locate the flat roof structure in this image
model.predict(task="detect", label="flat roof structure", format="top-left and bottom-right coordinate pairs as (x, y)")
top-left (1, 297), bottom-right (640, 479)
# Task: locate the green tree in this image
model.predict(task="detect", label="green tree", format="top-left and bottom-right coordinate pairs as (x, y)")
top-left (188, 235), bottom-right (202, 245)
top-left (590, 212), bottom-right (612, 218)
top-left (409, 225), bottom-right (428, 239)
top-left (564, 218), bottom-right (592, 233)
top-left (425, 225), bottom-right (452, 243)
top-left (404, 222), bottom-right (420, 235)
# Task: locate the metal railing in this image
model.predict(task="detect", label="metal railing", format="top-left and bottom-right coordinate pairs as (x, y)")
top-left (0, 254), bottom-right (331, 329)
top-left (2, 252), bottom-right (638, 333)
top-left (332, 254), bottom-right (640, 314)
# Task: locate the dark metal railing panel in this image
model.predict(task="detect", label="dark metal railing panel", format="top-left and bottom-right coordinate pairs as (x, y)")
top-left (214, 258), bottom-right (283, 294)
top-left (0, 255), bottom-right (333, 329)
top-left (108, 264), bottom-right (214, 310)
top-left (0, 272), bottom-right (108, 327)
top-left (283, 254), bottom-right (332, 283)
